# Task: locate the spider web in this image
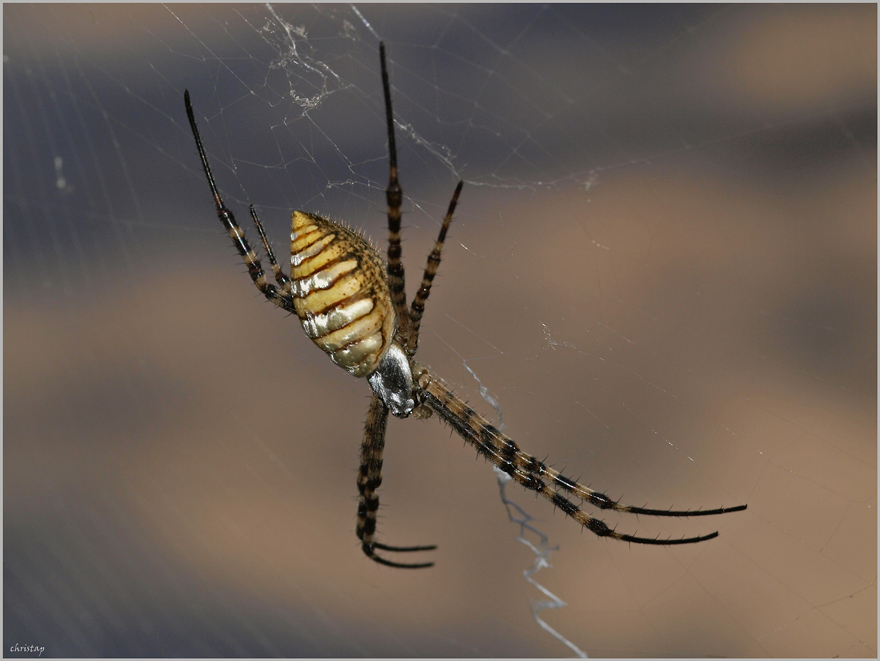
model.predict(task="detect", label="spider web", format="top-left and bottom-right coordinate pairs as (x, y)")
top-left (4, 4), bottom-right (876, 658)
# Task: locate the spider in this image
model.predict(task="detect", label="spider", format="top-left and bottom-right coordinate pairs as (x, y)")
top-left (184, 42), bottom-right (746, 569)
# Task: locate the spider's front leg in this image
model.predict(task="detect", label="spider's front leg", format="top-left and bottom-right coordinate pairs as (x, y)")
top-left (416, 368), bottom-right (747, 545)
top-left (357, 393), bottom-right (436, 568)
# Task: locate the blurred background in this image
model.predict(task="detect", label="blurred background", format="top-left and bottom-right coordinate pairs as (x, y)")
top-left (4, 4), bottom-right (875, 657)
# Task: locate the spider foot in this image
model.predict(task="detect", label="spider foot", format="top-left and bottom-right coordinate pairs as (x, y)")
top-left (587, 518), bottom-right (721, 545)
top-left (363, 542), bottom-right (436, 569)
top-left (623, 503), bottom-right (748, 517)
top-left (373, 541), bottom-right (438, 553)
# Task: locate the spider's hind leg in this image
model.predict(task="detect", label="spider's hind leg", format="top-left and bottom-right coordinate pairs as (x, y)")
top-left (377, 43), bottom-right (464, 357)
top-left (183, 91), bottom-right (294, 313)
top-left (249, 205), bottom-right (292, 296)
top-left (407, 180), bottom-right (463, 355)
top-left (357, 393), bottom-right (437, 569)
top-left (379, 42), bottom-right (412, 347)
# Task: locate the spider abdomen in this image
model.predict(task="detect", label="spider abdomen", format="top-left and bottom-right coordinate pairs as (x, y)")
top-left (290, 211), bottom-right (396, 378)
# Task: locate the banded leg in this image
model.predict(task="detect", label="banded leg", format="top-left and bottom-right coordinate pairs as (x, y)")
top-left (417, 368), bottom-right (746, 545)
top-left (184, 91), bottom-right (294, 313)
top-left (408, 180), bottom-right (464, 355)
top-left (379, 42), bottom-right (413, 346)
top-left (249, 205), bottom-right (292, 296)
top-left (357, 392), bottom-right (437, 568)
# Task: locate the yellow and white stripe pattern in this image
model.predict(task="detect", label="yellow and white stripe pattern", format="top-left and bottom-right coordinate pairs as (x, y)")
top-left (290, 211), bottom-right (396, 378)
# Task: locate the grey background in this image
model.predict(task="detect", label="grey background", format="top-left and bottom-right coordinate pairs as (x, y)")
top-left (5, 4), bottom-right (876, 657)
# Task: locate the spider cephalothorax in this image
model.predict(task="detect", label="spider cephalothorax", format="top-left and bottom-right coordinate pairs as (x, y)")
top-left (184, 42), bottom-right (746, 568)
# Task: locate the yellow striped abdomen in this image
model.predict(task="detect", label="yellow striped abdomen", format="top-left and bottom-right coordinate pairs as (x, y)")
top-left (290, 211), bottom-right (396, 378)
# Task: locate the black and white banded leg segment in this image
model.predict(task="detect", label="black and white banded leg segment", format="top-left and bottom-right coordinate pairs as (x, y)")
top-left (184, 91), bottom-right (295, 314)
top-left (415, 366), bottom-right (746, 545)
top-left (355, 42), bottom-right (461, 567)
top-left (357, 393), bottom-right (437, 568)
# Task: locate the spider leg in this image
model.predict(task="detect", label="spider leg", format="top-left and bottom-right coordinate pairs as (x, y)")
top-left (357, 392), bottom-right (437, 568)
top-left (407, 181), bottom-right (464, 356)
top-left (249, 205), bottom-right (292, 296)
top-left (379, 42), bottom-right (413, 347)
top-left (417, 369), bottom-right (746, 545)
top-left (183, 91), bottom-right (295, 313)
